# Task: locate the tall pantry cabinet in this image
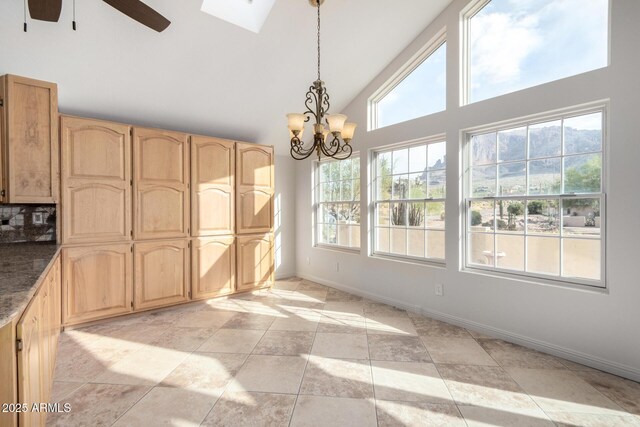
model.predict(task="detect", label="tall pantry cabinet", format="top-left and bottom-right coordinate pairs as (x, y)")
top-left (60, 115), bottom-right (275, 325)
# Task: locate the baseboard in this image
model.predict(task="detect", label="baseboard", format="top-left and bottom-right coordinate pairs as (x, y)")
top-left (298, 272), bottom-right (640, 383)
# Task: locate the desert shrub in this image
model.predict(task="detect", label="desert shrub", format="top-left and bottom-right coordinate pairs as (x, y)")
top-left (471, 210), bottom-right (482, 226)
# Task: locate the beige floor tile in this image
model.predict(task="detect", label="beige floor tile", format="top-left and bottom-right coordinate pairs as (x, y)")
top-left (222, 312), bottom-right (277, 330)
top-left (507, 368), bottom-right (626, 414)
top-left (273, 281), bottom-right (300, 291)
top-left (576, 370), bottom-right (640, 415)
top-left (198, 329), bottom-right (265, 354)
top-left (148, 326), bottom-right (216, 351)
top-left (478, 339), bottom-right (567, 369)
top-left (323, 301), bottom-right (365, 316)
top-left (368, 335), bottom-right (431, 362)
top-left (366, 316), bottom-right (418, 335)
top-left (559, 359), bottom-right (601, 372)
top-left (364, 302), bottom-right (408, 317)
top-left (547, 411), bottom-right (640, 427)
top-left (175, 310), bottom-right (237, 329)
top-left (47, 383), bottom-right (149, 427)
top-left (423, 337), bottom-right (497, 366)
top-left (160, 352), bottom-right (247, 395)
top-left (297, 281), bottom-right (328, 291)
top-left (438, 364), bottom-right (539, 410)
top-left (300, 356), bottom-right (374, 398)
top-left (311, 333), bottom-right (369, 359)
top-left (290, 395), bottom-right (377, 427)
top-left (371, 361), bottom-right (453, 403)
top-left (465, 328), bottom-right (495, 340)
top-left (229, 355), bottom-right (307, 394)
top-left (410, 316), bottom-right (473, 339)
top-left (269, 316), bottom-right (320, 332)
top-left (458, 405), bottom-right (555, 427)
top-left (113, 386), bottom-right (217, 426)
top-left (53, 347), bottom-right (116, 383)
top-left (50, 381), bottom-right (85, 403)
top-left (253, 331), bottom-right (315, 356)
top-left (376, 400), bottom-right (465, 427)
top-left (93, 346), bottom-right (189, 386)
top-left (325, 289), bottom-right (363, 302)
top-left (202, 391), bottom-right (296, 427)
top-left (317, 315), bottom-right (367, 334)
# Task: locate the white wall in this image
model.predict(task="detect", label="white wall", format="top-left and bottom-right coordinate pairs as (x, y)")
top-left (295, 0), bottom-right (640, 380)
top-left (274, 155), bottom-right (297, 279)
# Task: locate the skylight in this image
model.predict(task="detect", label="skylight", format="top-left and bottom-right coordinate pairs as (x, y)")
top-left (201, 0), bottom-right (276, 34)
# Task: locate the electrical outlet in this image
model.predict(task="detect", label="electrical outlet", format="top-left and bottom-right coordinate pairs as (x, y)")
top-left (336, 262), bottom-right (340, 272)
top-left (435, 283), bottom-right (444, 296)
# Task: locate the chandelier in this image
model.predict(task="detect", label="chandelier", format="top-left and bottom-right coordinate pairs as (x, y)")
top-left (287, 0), bottom-right (356, 161)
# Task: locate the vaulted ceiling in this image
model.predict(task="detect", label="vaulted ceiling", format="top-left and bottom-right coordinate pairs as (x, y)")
top-left (0, 0), bottom-right (452, 153)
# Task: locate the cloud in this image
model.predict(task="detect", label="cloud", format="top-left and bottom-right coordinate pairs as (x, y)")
top-left (470, 10), bottom-right (542, 86)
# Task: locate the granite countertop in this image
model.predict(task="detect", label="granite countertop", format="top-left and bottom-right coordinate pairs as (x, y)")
top-left (0, 242), bottom-right (60, 328)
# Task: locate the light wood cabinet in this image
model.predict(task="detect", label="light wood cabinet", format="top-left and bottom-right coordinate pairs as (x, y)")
top-left (134, 240), bottom-right (190, 310)
top-left (0, 75), bottom-right (59, 204)
top-left (133, 127), bottom-right (190, 240)
top-left (237, 233), bottom-right (274, 292)
top-left (61, 116), bottom-right (132, 244)
top-left (191, 136), bottom-right (235, 236)
top-left (15, 253), bottom-right (61, 427)
top-left (192, 236), bottom-right (236, 300)
top-left (236, 143), bottom-right (274, 234)
top-left (63, 244), bottom-right (133, 325)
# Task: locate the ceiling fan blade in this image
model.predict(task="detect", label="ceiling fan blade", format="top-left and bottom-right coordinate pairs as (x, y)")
top-left (28, 0), bottom-right (62, 22)
top-left (103, 0), bottom-right (171, 32)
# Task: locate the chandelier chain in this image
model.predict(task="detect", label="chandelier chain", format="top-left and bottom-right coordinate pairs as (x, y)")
top-left (317, 0), bottom-right (321, 82)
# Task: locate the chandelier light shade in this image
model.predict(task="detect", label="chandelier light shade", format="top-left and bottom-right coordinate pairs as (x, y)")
top-left (287, 0), bottom-right (356, 161)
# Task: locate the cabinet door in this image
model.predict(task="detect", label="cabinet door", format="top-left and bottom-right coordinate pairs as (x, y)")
top-left (133, 128), bottom-right (189, 240)
top-left (17, 297), bottom-right (43, 427)
top-left (1, 75), bottom-right (58, 204)
top-left (191, 136), bottom-right (234, 236)
top-left (63, 244), bottom-right (133, 325)
top-left (134, 240), bottom-right (189, 310)
top-left (236, 143), bottom-right (274, 234)
top-left (61, 116), bottom-right (132, 244)
top-left (192, 236), bottom-right (235, 300)
top-left (38, 283), bottom-right (52, 405)
top-left (49, 255), bottom-right (61, 376)
top-left (236, 234), bottom-right (274, 292)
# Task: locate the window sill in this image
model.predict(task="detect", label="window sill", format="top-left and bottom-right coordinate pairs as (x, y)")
top-left (371, 252), bottom-right (446, 268)
top-left (461, 265), bottom-right (608, 294)
top-left (314, 244), bottom-right (361, 255)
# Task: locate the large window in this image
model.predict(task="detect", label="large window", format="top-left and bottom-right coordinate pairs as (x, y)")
top-left (373, 139), bottom-right (446, 262)
top-left (465, 0), bottom-right (608, 103)
top-left (369, 33), bottom-right (446, 130)
top-left (315, 157), bottom-right (360, 249)
top-left (465, 109), bottom-right (605, 286)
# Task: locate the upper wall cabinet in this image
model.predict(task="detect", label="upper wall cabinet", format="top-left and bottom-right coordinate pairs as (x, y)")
top-left (191, 136), bottom-right (234, 236)
top-left (133, 127), bottom-right (189, 240)
top-left (236, 143), bottom-right (274, 234)
top-left (0, 75), bottom-right (59, 204)
top-left (60, 116), bottom-right (132, 244)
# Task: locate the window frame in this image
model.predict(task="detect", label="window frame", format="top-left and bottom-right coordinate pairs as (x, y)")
top-left (462, 105), bottom-right (608, 289)
top-left (371, 135), bottom-right (447, 265)
top-left (313, 154), bottom-right (361, 252)
top-left (368, 29), bottom-right (447, 131)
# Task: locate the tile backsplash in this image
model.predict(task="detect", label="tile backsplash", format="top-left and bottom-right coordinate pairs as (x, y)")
top-left (0, 205), bottom-right (56, 243)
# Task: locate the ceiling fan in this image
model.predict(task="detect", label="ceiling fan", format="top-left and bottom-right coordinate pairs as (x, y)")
top-left (27, 0), bottom-right (171, 32)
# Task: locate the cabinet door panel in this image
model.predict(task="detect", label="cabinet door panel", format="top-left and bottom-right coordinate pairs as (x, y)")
top-left (61, 116), bottom-right (131, 244)
top-left (192, 237), bottom-right (235, 300)
top-left (134, 128), bottom-right (189, 240)
top-left (191, 136), bottom-right (234, 236)
top-left (236, 234), bottom-right (274, 292)
top-left (39, 285), bottom-right (52, 404)
top-left (17, 298), bottom-right (42, 427)
top-left (63, 244), bottom-right (133, 325)
top-left (4, 75), bottom-right (58, 203)
top-left (135, 240), bottom-right (189, 310)
top-left (236, 143), bottom-right (274, 234)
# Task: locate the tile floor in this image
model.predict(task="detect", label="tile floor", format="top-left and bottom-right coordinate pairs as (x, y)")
top-left (48, 278), bottom-right (640, 426)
